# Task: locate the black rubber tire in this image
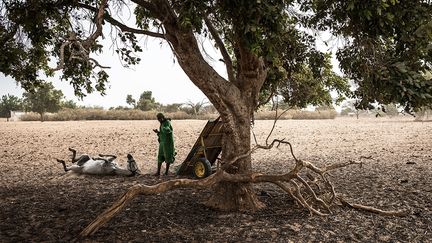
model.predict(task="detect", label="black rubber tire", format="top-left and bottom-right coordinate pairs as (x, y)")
top-left (193, 158), bottom-right (212, 179)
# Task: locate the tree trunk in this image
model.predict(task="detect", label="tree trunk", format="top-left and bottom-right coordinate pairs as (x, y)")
top-left (161, 20), bottom-right (266, 212)
top-left (40, 113), bottom-right (44, 122)
top-left (205, 108), bottom-right (265, 211)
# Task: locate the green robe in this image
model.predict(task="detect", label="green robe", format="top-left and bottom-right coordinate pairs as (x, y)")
top-left (157, 119), bottom-right (176, 164)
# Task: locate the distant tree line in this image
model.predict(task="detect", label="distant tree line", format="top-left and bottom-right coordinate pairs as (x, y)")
top-left (339, 100), bottom-right (401, 118)
top-left (2, 83), bottom-right (425, 122)
top-left (0, 81), bottom-right (72, 121)
top-left (0, 82), bottom-right (217, 121)
top-left (111, 91), bottom-right (216, 117)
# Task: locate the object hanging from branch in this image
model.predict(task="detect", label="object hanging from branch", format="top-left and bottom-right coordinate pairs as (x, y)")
top-left (52, 31), bottom-right (111, 71)
top-left (51, 0), bottom-right (110, 72)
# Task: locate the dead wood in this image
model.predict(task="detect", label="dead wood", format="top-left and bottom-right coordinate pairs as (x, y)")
top-left (338, 197), bottom-right (409, 217)
top-left (79, 140), bottom-right (372, 237)
top-left (79, 124), bottom-right (407, 238)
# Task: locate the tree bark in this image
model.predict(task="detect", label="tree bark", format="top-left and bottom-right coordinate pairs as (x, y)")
top-left (158, 13), bottom-right (267, 212)
top-left (205, 105), bottom-right (265, 211)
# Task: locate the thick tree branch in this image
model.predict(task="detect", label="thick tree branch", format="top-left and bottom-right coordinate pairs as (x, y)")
top-left (289, 180), bottom-right (328, 216)
top-left (51, 1), bottom-right (110, 71)
top-left (296, 175), bottom-right (331, 213)
top-left (204, 15), bottom-right (235, 83)
top-left (75, 3), bottom-right (165, 39)
top-left (51, 41), bottom-right (70, 71)
top-left (236, 44), bottom-right (267, 94)
top-left (338, 197), bottom-right (409, 216)
top-left (87, 0), bottom-right (107, 42)
top-left (79, 139), bottom-right (407, 237)
top-left (257, 88), bottom-right (276, 108)
top-left (130, 0), bottom-right (159, 15)
top-left (160, 19), bottom-right (242, 118)
top-left (151, 0), bottom-right (178, 24)
top-left (80, 172), bottom-right (222, 236)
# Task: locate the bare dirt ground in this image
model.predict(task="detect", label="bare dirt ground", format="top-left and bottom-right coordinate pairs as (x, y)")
top-left (0, 118), bottom-right (431, 242)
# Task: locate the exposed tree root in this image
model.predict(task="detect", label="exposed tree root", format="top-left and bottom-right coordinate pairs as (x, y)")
top-left (338, 197), bottom-right (409, 217)
top-left (79, 139), bottom-right (408, 237)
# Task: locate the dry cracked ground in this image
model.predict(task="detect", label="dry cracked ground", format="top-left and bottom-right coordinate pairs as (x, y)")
top-left (0, 117), bottom-right (431, 242)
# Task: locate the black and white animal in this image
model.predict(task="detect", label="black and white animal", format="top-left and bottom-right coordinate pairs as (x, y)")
top-left (56, 148), bottom-right (140, 176)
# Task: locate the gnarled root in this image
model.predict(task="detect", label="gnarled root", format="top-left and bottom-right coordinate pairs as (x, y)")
top-left (79, 140), bottom-right (408, 237)
top-left (338, 197), bottom-right (409, 216)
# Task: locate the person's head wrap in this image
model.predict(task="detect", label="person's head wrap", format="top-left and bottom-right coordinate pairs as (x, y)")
top-left (156, 113), bottom-right (165, 120)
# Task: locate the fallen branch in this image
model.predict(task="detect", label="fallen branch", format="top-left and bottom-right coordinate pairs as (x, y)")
top-left (338, 197), bottom-right (409, 217)
top-left (79, 139), bottom-right (406, 237)
top-left (80, 172), bottom-right (221, 236)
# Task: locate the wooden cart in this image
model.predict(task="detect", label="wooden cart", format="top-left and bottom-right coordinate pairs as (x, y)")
top-left (176, 117), bottom-right (223, 179)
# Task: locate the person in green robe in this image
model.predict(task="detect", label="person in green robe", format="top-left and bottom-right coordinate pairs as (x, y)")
top-left (153, 113), bottom-right (176, 176)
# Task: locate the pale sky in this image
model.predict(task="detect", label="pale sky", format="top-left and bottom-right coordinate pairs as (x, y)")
top-left (0, 16), bottom-right (340, 109)
top-left (0, 37), bottom-right (219, 108)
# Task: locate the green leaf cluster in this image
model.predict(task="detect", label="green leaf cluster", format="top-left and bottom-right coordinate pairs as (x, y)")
top-left (135, 91), bottom-right (158, 111)
top-left (1, 0), bottom-right (431, 112)
top-left (300, 0), bottom-right (432, 111)
top-left (0, 94), bottom-right (23, 118)
top-left (22, 81), bottom-right (64, 119)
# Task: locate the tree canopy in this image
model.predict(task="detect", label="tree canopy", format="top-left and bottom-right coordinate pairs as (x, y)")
top-left (0, 94), bottom-right (23, 121)
top-left (1, 0), bottom-right (432, 224)
top-left (1, 0), bottom-right (430, 112)
top-left (22, 81), bottom-right (64, 121)
top-left (136, 91), bottom-right (158, 111)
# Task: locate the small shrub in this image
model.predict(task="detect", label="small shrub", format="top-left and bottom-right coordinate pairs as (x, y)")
top-left (415, 108), bottom-right (432, 122)
top-left (20, 112), bottom-right (45, 121)
top-left (254, 109), bottom-right (336, 120)
top-left (17, 108), bottom-right (218, 121)
top-left (291, 110), bottom-right (337, 120)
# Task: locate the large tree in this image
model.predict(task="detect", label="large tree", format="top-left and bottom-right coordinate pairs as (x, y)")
top-left (22, 82), bottom-right (64, 121)
top-left (1, 0), bottom-right (431, 235)
top-left (136, 90), bottom-right (158, 111)
top-left (0, 94), bottom-right (23, 121)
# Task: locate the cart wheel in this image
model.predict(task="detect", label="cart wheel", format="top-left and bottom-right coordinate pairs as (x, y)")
top-left (193, 158), bottom-right (212, 179)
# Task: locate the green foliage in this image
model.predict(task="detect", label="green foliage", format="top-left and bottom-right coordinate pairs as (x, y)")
top-left (22, 81), bottom-right (63, 121)
top-left (383, 103), bottom-right (399, 117)
top-left (0, 94), bottom-right (23, 119)
top-left (254, 109), bottom-right (337, 120)
top-left (60, 99), bottom-right (77, 109)
top-left (181, 100), bottom-right (209, 116)
top-left (136, 91), bottom-right (158, 111)
top-left (1, 0), bottom-right (431, 113)
top-left (300, 0), bottom-right (432, 111)
top-left (19, 109), bottom-right (217, 121)
top-left (0, 0), bottom-right (110, 98)
top-left (217, 2), bottom-right (351, 109)
top-left (340, 107), bottom-right (354, 116)
top-left (126, 94), bottom-right (136, 108)
top-left (160, 103), bottom-right (183, 113)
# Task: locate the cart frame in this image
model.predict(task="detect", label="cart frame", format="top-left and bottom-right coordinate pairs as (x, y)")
top-left (176, 117), bottom-right (223, 178)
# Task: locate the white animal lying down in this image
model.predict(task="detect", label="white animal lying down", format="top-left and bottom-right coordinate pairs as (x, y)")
top-left (56, 148), bottom-right (140, 176)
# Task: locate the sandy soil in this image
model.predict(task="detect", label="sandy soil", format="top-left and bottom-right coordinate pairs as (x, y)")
top-left (0, 118), bottom-right (431, 242)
